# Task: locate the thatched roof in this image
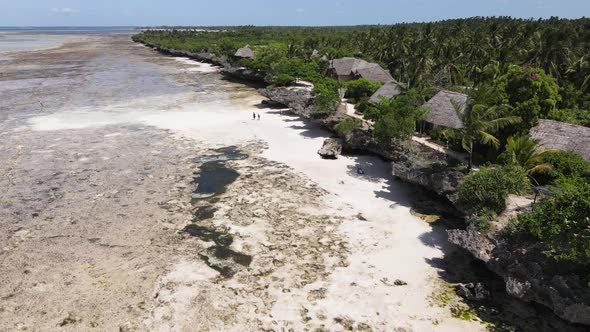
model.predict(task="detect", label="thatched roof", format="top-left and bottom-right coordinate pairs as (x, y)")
top-left (369, 81), bottom-right (404, 104)
top-left (329, 57), bottom-right (393, 83)
top-left (353, 66), bottom-right (394, 84)
top-left (530, 119), bottom-right (590, 161)
top-left (235, 45), bottom-right (254, 59)
top-left (424, 90), bottom-right (468, 129)
top-left (329, 57), bottom-right (360, 75)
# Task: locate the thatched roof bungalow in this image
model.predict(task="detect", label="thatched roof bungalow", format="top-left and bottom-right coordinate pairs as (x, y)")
top-left (530, 119), bottom-right (590, 161)
top-left (369, 81), bottom-right (405, 104)
top-left (235, 45), bottom-right (255, 59)
top-left (423, 90), bottom-right (468, 129)
top-left (328, 57), bottom-right (393, 83)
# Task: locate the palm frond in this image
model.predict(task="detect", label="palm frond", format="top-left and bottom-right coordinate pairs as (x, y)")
top-left (485, 115), bottom-right (521, 131)
top-left (461, 136), bottom-right (471, 153)
top-left (478, 130), bottom-right (500, 148)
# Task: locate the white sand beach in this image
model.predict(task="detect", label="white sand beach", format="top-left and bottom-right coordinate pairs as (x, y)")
top-left (18, 39), bottom-right (487, 331)
top-left (0, 34), bottom-right (494, 331)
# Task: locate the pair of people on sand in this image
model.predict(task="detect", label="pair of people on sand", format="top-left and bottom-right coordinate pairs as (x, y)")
top-left (252, 112), bottom-right (260, 120)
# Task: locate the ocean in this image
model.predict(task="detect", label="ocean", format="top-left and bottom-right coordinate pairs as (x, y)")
top-left (0, 27), bottom-right (138, 53)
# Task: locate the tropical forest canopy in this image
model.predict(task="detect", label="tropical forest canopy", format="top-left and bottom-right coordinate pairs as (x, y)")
top-left (136, 17), bottom-right (590, 112)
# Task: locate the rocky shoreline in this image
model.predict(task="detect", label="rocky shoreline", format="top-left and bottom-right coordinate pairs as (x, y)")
top-left (132, 38), bottom-right (266, 83)
top-left (133, 38), bottom-right (590, 328)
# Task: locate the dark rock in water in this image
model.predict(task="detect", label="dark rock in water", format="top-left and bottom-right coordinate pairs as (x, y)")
top-left (183, 224), bottom-right (233, 246)
top-left (192, 205), bottom-right (217, 222)
top-left (318, 138), bottom-right (343, 159)
top-left (199, 246), bottom-right (252, 278)
top-left (394, 279), bottom-right (408, 286)
top-left (456, 282), bottom-right (490, 301)
top-left (258, 87), bottom-right (315, 118)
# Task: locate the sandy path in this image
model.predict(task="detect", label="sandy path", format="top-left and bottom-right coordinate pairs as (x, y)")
top-left (1, 35), bottom-right (488, 331)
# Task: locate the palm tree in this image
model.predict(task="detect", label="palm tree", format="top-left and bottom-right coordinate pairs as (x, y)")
top-left (449, 100), bottom-right (521, 169)
top-left (503, 135), bottom-right (554, 174)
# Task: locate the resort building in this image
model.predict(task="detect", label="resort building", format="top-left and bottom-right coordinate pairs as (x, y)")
top-left (328, 57), bottom-right (394, 83)
top-left (530, 119), bottom-right (590, 161)
top-left (369, 81), bottom-right (405, 104)
top-left (422, 90), bottom-right (468, 129)
top-left (234, 45), bottom-right (255, 59)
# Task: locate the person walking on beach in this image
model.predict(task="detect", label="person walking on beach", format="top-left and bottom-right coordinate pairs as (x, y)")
top-left (252, 112), bottom-right (256, 120)
top-left (257, 113), bottom-right (261, 120)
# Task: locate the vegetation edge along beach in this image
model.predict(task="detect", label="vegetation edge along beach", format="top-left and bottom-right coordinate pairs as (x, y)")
top-left (133, 17), bottom-right (590, 327)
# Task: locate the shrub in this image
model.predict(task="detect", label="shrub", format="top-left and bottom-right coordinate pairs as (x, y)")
top-left (373, 92), bottom-right (423, 145)
top-left (458, 166), bottom-right (530, 216)
top-left (539, 151), bottom-right (590, 182)
top-left (361, 104), bottom-right (383, 121)
top-left (334, 118), bottom-right (360, 136)
top-left (265, 72), bottom-right (295, 86)
top-left (548, 108), bottom-right (590, 127)
top-left (517, 176), bottom-right (590, 264)
top-left (312, 78), bottom-right (341, 114)
top-left (344, 78), bottom-right (382, 103)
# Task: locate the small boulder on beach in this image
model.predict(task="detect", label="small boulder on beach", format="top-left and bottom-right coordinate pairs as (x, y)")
top-left (318, 138), bottom-right (343, 159)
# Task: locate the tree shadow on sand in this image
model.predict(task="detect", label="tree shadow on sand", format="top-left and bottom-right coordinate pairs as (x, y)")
top-left (287, 123), bottom-right (329, 139)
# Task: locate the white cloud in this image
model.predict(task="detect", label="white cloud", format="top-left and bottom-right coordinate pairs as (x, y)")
top-left (51, 8), bottom-right (80, 15)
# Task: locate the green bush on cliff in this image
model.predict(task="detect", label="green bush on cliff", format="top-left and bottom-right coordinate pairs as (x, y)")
top-left (334, 118), bottom-right (360, 136)
top-left (312, 78), bottom-right (341, 114)
top-left (517, 176), bottom-right (590, 264)
top-left (458, 166), bottom-right (530, 217)
top-left (537, 151), bottom-right (590, 183)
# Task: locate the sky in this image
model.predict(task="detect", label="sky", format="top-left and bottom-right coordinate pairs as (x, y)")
top-left (0, 0), bottom-right (589, 27)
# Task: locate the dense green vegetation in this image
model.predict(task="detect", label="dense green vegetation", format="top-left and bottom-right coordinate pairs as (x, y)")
top-left (344, 78), bottom-right (382, 103)
top-left (498, 134), bottom-right (553, 174)
top-left (516, 176), bottom-right (590, 264)
top-left (490, 66), bottom-right (561, 130)
top-left (499, 149), bottom-right (590, 265)
top-left (373, 91), bottom-right (429, 145)
top-left (444, 101), bottom-right (521, 168)
top-left (458, 166), bottom-right (530, 228)
top-left (537, 150), bottom-right (590, 182)
top-left (334, 118), bottom-right (360, 136)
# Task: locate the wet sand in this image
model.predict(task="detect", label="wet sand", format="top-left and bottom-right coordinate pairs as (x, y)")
top-left (0, 34), bottom-right (488, 331)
